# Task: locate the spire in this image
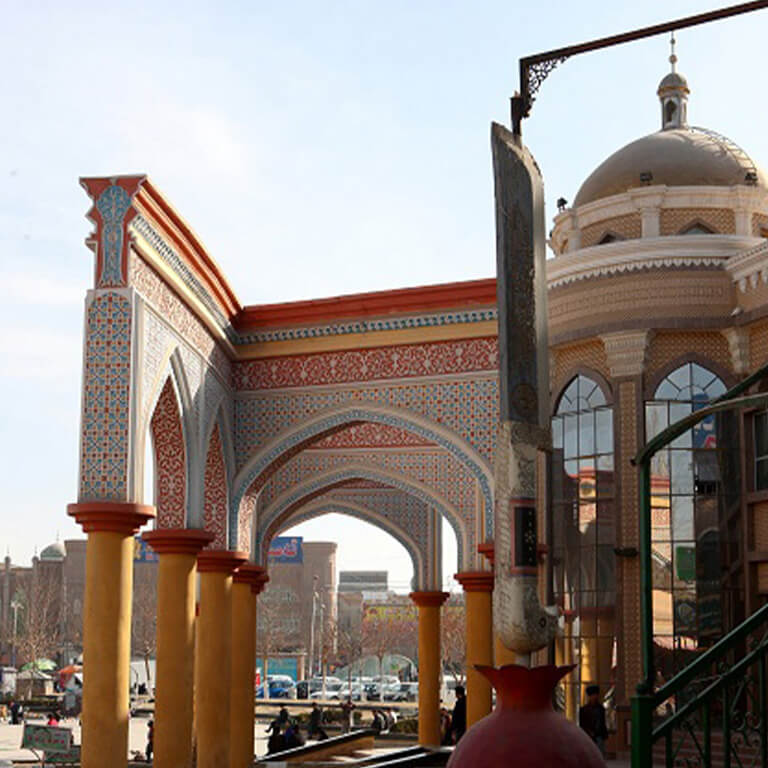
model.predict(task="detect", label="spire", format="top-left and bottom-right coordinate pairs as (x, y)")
top-left (657, 32), bottom-right (690, 130)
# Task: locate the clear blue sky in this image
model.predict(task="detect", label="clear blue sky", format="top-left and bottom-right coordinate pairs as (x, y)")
top-left (2, 1), bottom-right (766, 590)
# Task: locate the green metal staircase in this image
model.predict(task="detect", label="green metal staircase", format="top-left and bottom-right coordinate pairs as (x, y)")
top-left (631, 364), bottom-right (768, 768)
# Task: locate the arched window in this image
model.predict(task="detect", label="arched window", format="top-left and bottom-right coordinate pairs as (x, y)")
top-left (680, 222), bottom-right (715, 235)
top-left (645, 363), bottom-right (729, 673)
top-left (551, 374), bottom-right (615, 717)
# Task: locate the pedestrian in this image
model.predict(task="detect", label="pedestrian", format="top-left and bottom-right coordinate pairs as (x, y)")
top-left (340, 697), bottom-right (355, 733)
top-left (284, 720), bottom-right (304, 749)
top-left (146, 719), bottom-right (154, 762)
top-left (278, 705), bottom-right (289, 726)
top-left (450, 685), bottom-right (467, 743)
top-left (47, 712), bottom-right (59, 726)
top-left (579, 685), bottom-right (608, 756)
top-left (372, 709), bottom-right (385, 733)
top-left (267, 722), bottom-right (285, 754)
top-left (440, 703), bottom-right (452, 746)
top-left (308, 702), bottom-right (328, 740)
top-left (9, 700), bottom-right (22, 725)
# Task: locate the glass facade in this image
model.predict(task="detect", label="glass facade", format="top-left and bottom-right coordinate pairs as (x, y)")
top-left (756, 411), bottom-right (768, 491)
top-left (551, 374), bottom-right (616, 718)
top-left (645, 363), bottom-right (729, 677)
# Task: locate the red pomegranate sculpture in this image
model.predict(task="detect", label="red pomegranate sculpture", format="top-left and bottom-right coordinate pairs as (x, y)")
top-left (447, 664), bottom-right (605, 767)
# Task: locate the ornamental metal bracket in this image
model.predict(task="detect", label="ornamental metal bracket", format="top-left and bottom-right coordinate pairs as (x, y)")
top-left (511, 0), bottom-right (768, 136)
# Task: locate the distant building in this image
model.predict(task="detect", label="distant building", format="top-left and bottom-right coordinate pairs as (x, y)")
top-left (258, 538), bottom-right (337, 677)
top-left (0, 538), bottom-right (157, 667)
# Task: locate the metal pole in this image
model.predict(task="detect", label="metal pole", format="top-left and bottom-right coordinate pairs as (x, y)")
top-left (309, 575), bottom-right (318, 679)
top-left (638, 460), bottom-right (654, 693)
top-left (320, 596), bottom-right (326, 699)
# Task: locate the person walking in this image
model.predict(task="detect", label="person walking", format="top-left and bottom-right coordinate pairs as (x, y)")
top-left (308, 702), bottom-right (328, 740)
top-left (450, 685), bottom-right (467, 744)
top-left (9, 701), bottom-right (22, 725)
top-left (340, 697), bottom-right (355, 733)
top-left (579, 685), bottom-right (608, 756)
top-left (145, 719), bottom-right (154, 762)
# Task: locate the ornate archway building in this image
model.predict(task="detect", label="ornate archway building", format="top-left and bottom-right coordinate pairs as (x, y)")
top-left (69, 61), bottom-right (768, 764)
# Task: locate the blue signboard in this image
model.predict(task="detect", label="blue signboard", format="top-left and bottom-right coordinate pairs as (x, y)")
top-left (268, 536), bottom-right (303, 563)
top-left (133, 537), bottom-right (158, 563)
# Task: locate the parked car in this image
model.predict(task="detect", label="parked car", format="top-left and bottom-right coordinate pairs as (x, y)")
top-left (256, 678), bottom-right (296, 699)
top-left (390, 682), bottom-right (418, 702)
top-left (309, 680), bottom-right (345, 699)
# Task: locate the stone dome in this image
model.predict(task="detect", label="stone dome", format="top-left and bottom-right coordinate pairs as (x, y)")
top-left (573, 57), bottom-right (768, 208)
top-left (40, 541), bottom-right (65, 561)
top-left (573, 128), bottom-right (768, 207)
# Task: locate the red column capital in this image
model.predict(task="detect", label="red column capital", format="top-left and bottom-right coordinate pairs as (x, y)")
top-left (454, 571), bottom-right (494, 592)
top-left (409, 590), bottom-right (449, 608)
top-left (68, 501), bottom-right (155, 534)
top-left (233, 564), bottom-right (270, 595)
top-left (197, 549), bottom-right (248, 574)
top-left (143, 528), bottom-right (214, 556)
top-left (477, 541), bottom-right (495, 567)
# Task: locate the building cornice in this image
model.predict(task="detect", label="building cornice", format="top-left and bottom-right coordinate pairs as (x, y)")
top-left (547, 235), bottom-right (759, 289)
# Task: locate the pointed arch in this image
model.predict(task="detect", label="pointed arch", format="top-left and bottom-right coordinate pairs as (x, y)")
top-left (254, 463), bottom-right (467, 571)
top-left (231, 402), bottom-right (494, 545)
top-left (277, 498), bottom-right (426, 590)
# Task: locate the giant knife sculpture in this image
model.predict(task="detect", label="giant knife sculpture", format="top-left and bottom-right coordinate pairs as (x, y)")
top-left (491, 122), bottom-right (558, 661)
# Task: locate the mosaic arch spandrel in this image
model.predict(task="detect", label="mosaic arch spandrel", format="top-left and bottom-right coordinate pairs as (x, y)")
top-left (276, 496), bottom-right (427, 590)
top-left (202, 423), bottom-right (228, 549)
top-left (231, 402), bottom-right (495, 547)
top-left (254, 463), bottom-right (467, 570)
top-left (150, 377), bottom-right (187, 529)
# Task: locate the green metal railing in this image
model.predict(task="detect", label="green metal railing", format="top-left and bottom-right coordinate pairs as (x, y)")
top-left (631, 362), bottom-right (768, 768)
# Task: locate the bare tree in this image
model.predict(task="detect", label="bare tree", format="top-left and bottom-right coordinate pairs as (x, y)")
top-left (16, 569), bottom-right (61, 697)
top-left (362, 609), bottom-right (414, 681)
top-left (335, 624), bottom-right (363, 687)
top-left (256, 584), bottom-right (296, 683)
top-left (441, 601), bottom-right (466, 685)
top-left (131, 573), bottom-right (157, 689)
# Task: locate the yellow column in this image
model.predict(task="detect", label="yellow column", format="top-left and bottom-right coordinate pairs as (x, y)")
top-left (477, 541), bottom-right (518, 668)
top-left (410, 591), bottom-right (448, 746)
top-left (580, 611), bottom-right (598, 705)
top-left (230, 565), bottom-right (268, 768)
top-left (455, 572), bottom-right (493, 726)
top-left (196, 550), bottom-right (247, 768)
top-left (143, 529), bottom-right (213, 768)
top-left (68, 502), bottom-right (154, 768)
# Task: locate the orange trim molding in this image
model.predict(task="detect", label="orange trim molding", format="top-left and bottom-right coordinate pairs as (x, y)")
top-left (68, 501), bottom-right (155, 534)
top-left (142, 528), bottom-right (214, 555)
top-left (454, 571), bottom-right (494, 592)
top-left (409, 590), bottom-right (450, 608)
top-left (197, 549), bottom-right (248, 574)
top-left (235, 278), bottom-right (497, 331)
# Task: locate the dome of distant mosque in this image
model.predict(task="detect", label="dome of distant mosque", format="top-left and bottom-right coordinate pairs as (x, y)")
top-left (40, 541), bottom-right (66, 561)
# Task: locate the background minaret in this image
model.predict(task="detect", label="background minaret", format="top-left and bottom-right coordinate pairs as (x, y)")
top-left (658, 33), bottom-right (690, 130)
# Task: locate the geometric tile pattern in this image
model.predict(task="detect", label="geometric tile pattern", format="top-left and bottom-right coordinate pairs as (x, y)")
top-left (95, 184), bottom-right (133, 286)
top-left (234, 378), bottom-right (499, 468)
top-left (150, 377), bottom-right (187, 528)
top-left (260, 449), bottom-right (476, 540)
top-left (79, 291), bottom-right (133, 501)
top-left (232, 336), bottom-right (498, 389)
top-left (203, 424), bottom-right (228, 548)
top-left (231, 400), bottom-right (494, 546)
top-left (312, 423), bottom-right (430, 449)
top-left (131, 252), bottom-right (232, 381)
